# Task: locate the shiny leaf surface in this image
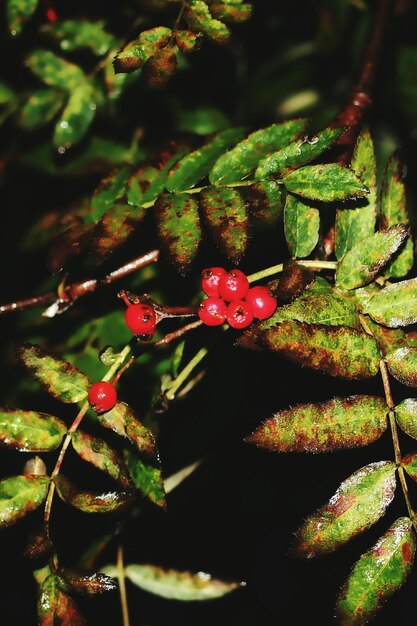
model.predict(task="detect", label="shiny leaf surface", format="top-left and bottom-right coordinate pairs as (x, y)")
top-left (283, 164), bottom-right (368, 202)
top-left (0, 475), bottom-right (49, 527)
top-left (0, 408), bottom-right (66, 452)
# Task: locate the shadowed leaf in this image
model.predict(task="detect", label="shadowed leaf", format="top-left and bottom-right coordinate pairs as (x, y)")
top-left (7, 0), bottom-right (38, 35)
top-left (209, 118), bottom-right (307, 185)
top-left (156, 193), bottom-right (201, 273)
top-left (255, 126), bottom-right (344, 178)
top-left (54, 80), bottom-right (100, 150)
top-left (386, 347), bottom-right (417, 387)
top-left (262, 321), bottom-right (380, 379)
top-left (365, 319), bottom-right (406, 355)
top-left (336, 517), bottom-right (415, 625)
top-left (26, 50), bottom-right (85, 90)
top-left (54, 475), bottom-right (133, 513)
top-left (335, 225), bottom-right (408, 290)
top-left (17, 344), bottom-right (91, 403)
top-left (92, 202), bottom-right (146, 263)
top-left (283, 164), bottom-right (368, 202)
top-left (244, 181), bottom-right (284, 226)
top-left (91, 167), bottom-right (131, 223)
top-left (284, 194), bottom-right (319, 258)
top-left (72, 430), bottom-right (131, 488)
top-left (42, 20), bottom-right (116, 56)
top-left (38, 575), bottom-right (86, 626)
top-left (175, 30), bottom-right (203, 53)
top-left (114, 27), bottom-right (172, 73)
top-left (0, 475), bottom-right (49, 527)
top-left (335, 127), bottom-right (377, 259)
top-left (56, 568), bottom-right (117, 596)
top-left (98, 402), bottom-right (158, 459)
top-left (211, 1), bottom-right (252, 23)
top-left (124, 564), bottom-right (244, 600)
top-left (166, 128), bottom-right (245, 192)
top-left (246, 396), bottom-right (387, 453)
top-left (200, 187), bottom-right (249, 262)
top-left (184, 1), bottom-right (230, 44)
top-left (0, 408), bottom-right (66, 452)
top-left (275, 261), bottom-right (316, 304)
top-left (24, 525), bottom-right (53, 559)
top-left (363, 277), bottom-right (417, 328)
top-left (380, 152), bottom-right (413, 278)
top-left (395, 399), bottom-right (417, 439)
top-left (19, 89), bottom-right (66, 129)
top-left (143, 44), bottom-right (177, 88)
top-left (124, 449), bottom-right (166, 508)
top-left (402, 452), bottom-right (417, 482)
top-left (294, 461), bottom-right (396, 558)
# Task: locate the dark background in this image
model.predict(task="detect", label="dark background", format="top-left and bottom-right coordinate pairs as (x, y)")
top-left (1, 1), bottom-right (417, 624)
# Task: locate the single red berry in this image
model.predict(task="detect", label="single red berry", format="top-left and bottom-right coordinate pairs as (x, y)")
top-left (201, 267), bottom-right (226, 297)
top-left (218, 269), bottom-right (249, 302)
top-left (226, 300), bottom-right (254, 329)
top-left (88, 381), bottom-right (117, 413)
top-left (125, 303), bottom-right (156, 336)
top-left (198, 297), bottom-right (227, 326)
top-left (245, 286), bottom-right (277, 320)
top-left (46, 7), bottom-right (58, 22)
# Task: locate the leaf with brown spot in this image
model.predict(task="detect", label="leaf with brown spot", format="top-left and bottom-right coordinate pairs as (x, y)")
top-left (90, 167), bottom-right (131, 223)
top-left (0, 408), bottom-right (67, 452)
top-left (143, 44), bottom-right (177, 88)
top-left (275, 261), bottom-right (315, 304)
top-left (0, 475), bottom-right (49, 527)
top-left (262, 321), bottom-right (380, 380)
top-left (16, 344), bottom-right (91, 403)
top-left (97, 402), bottom-right (158, 459)
top-left (199, 186), bottom-right (249, 263)
top-left (246, 395), bottom-right (388, 453)
top-left (336, 517), bottom-right (415, 625)
top-left (386, 347), bottom-right (417, 387)
top-left (56, 568), bottom-right (117, 596)
top-left (155, 193), bottom-right (201, 273)
top-left (54, 475), bottom-right (133, 513)
top-left (282, 163), bottom-right (368, 202)
top-left (92, 201), bottom-right (146, 263)
top-left (37, 575), bottom-right (86, 626)
top-left (243, 180), bottom-right (284, 226)
top-left (363, 277), bottom-right (417, 328)
top-left (184, 0), bottom-right (230, 44)
top-left (175, 30), bottom-right (203, 53)
top-left (294, 461), bottom-right (396, 558)
top-left (395, 398), bottom-right (417, 439)
top-left (72, 430), bottom-right (131, 488)
top-left (113, 27), bottom-right (172, 73)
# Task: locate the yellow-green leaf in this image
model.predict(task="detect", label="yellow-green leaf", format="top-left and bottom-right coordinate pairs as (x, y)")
top-left (124, 449), bottom-right (166, 508)
top-left (19, 89), bottom-right (66, 129)
top-left (0, 408), bottom-right (66, 452)
top-left (0, 475), bottom-right (49, 527)
top-left (395, 398), bottom-right (417, 439)
top-left (42, 20), bottom-right (117, 56)
top-left (284, 194), bottom-right (319, 258)
top-left (26, 50), bottom-right (85, 90)
top-left (113, 27), bottom-right (172, 73)
top-left (54, 80), bottom-right (100, 150)
top-left (363, 277), bottom-right (417, 328)
top-left (386, 346), bottom-right (417, 387)
top-left (184, 0), bottom-right (230, 44)
top-left (283, 164), bottom-right (368, 202)
top-left (7, 0), bottom-right (38, 35)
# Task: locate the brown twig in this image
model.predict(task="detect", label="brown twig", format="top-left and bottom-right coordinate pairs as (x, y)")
top-left (118, 289), bottom-right (198, 320)
top-left (0, 250), bottom-right (160, 317)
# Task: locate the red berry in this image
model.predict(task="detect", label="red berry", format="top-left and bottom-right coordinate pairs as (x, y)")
top-left (201, 267), bottom-right (226, 297)
top-left (245, 286), bottom-right (277, 320)
top-left (125, 303), bottom-right (156, 336)
top-left (88, 382), bottom-right (117, 413)
top-left (198, 297), bottom-right (227, 326)
top-left (226, 300), bottom-right (254, 329)
top-left (218, 269), bottom-right (249, 302)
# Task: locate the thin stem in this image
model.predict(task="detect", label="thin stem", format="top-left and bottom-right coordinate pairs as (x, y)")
top-left (155, 319), bottom-right (203, 346)
top-left (247, 260), bottom-right (337, 283)
top-left (117, 544), bottom-right (131, 626)
top-left (165, 347), bottom-right (208, 400)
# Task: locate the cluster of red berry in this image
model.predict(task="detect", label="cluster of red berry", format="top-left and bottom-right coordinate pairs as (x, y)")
top-left (199, 267), bottom-right (277, 329)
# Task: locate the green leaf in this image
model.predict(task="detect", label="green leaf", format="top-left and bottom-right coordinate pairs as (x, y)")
top-left (395, 398), bottom-right (417, 439)
top-left (0, 408), bottom-right (66, 452)
top-left (209, 118), bottom-right (307, 185)
top-left (184, 0), bottom-right (230, 44)
top-left (294, 461), bottom-right (396, 558)
top-left (54, 475), bottom-right (133, 513)
top-left (246, 395), bottom-right (387, 453)
top-left (42, 20), bottom-right (117, 56)
top-left (124, 448), bottom-right (166, 508)
top-left (91, 167), bottom-right (131, 223)
top-left (244, 181), bottom-right (284, 226)
top-left (124, 564), bottom-right (243, 600)
top-left (26, 50), bottom-right (85, 90)
top-left (335, 127), bottom-right (377, 259)
top-left (156, 193), bottom-right (201, 273)
top-left (19, 89), bottom-right (66, 129)
top-left (54, 80), bottom-right (100, 150)
top-left (255, 126), bottom-right (344, 179)
top-left (335, 225), bottom-right (408, 290)
top-left (0, 81), bottom-right (15, 105)
top-left (262, 321), bottom-right (380, 380)
top-left (380, 153), bottom-right (413, 278)
top-left (72, 430), bottom-right (131, 488)
top-left (199, 187), bottom-right (249, 262)
top-left (0, 475), bottom-right (49, 526)
top-left (56, 568), bottom-right (117, 596)
top-left (336, 517), bottom-right (415, 625)
top-left (17, 344), bottom-right (91, 403)
top-left (175, 105), bottom-right (229, 135)
top-left (113, 27), bottom-right (172, 73)
top-left (386, 347), bottom-right (417, 387)
top-left (38, 575), bottom-right (86, 626)
top-left (175, 30), bottom-right (203, 53)
top-left (7, 0), bottom-right (38, 35)
top-left (283, 164), bottom-right (368, 202)
top-left (284, 194), bottom-right (319, 258)
top-left (211, 1), bottom-right (252, 23)
top-left (363, 277), bottom-right (417, 327)
top-left (92, 202), bottom-right (146, 263)
top-left (166, 128), bottom-right (245, 192)
top-left (98, 402), bottom-right (158, 459)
